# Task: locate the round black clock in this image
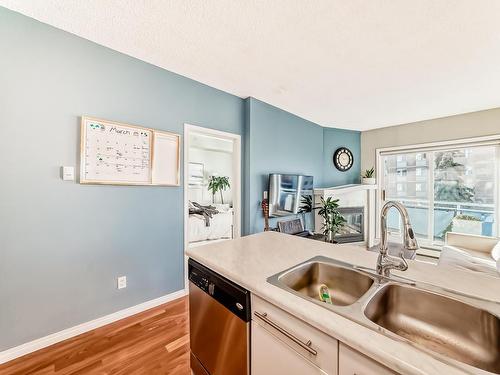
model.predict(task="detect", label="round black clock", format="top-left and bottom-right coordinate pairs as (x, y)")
top-left (333, 147), bottom-right (353, 171)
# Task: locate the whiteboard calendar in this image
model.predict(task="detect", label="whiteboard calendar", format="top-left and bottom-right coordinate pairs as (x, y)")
top-left (80, 117), bottom-right (180, 186)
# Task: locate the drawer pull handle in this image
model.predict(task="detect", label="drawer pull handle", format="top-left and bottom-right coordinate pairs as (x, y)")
top-left (254, 311), bottom-right (318, 356)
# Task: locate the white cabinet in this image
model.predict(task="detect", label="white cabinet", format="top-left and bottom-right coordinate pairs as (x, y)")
top-left (252, 321), bottom-right (328, 375)
top-left (251, 295), bottom-right (338, 375)
top-left (338, 343), bottom-right (398, 375)
top-left (251, 296), bottom-right (399, 375)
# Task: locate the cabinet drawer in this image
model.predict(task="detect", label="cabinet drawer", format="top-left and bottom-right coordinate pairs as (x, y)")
top-left (252, 321), bottom-right (328, 375)
top-left (252, 295), bottom-right (338, 375)
top-left (339, 343), bottom-right (398, 375)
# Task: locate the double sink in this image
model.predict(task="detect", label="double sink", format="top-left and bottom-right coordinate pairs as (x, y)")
top-left (267, 256), bottom-right (500, 374)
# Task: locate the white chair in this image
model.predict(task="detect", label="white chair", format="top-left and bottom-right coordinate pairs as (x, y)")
top-left (438, 232), bottom-right (500, 277)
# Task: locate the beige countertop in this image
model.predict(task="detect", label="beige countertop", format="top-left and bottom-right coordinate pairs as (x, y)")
top-left (186, 231), bottom-right (500, 375)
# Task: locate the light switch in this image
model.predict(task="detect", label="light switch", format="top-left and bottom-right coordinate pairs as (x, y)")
top-left (62, 166), bottom-right (74, 181)
top-left (117, 276), bottom-right (127, 289)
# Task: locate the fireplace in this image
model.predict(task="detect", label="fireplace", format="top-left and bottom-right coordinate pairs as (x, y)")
top-left (336, 207), bottom-right (364, 243)
top-left (314, 185), bottom-right (376, 247)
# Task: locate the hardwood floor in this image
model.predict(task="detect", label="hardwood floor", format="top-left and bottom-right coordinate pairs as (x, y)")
top-left (0, 297), bottom-right (190, 375)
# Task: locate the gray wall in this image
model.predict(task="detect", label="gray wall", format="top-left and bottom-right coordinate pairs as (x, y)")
top-left (0, 7), bottom-right (244, 350)
top-left (244, 98), bottom-right (361, 235)
top-left (361, 108), bottom-right (500, 172)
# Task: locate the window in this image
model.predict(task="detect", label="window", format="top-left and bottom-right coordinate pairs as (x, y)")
top-left (379, 139), bottom-right (499, 250)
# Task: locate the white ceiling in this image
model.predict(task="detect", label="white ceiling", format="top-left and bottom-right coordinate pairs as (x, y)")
top-left (2, 1), bottom-right (500, 131)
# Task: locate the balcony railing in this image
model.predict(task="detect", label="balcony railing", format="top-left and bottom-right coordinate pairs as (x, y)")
top-left (385, 197), bottom-right (495, 246)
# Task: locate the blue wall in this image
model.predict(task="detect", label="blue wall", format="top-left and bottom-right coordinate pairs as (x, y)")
top-left (322, 128), bottom-right (361, 186)
top-left (0, 7), bottom-right (244, 351)
top-left (0, 7), bottom-right (361, 351)
top-left (244, 98), bottom-right (324, 234)
top-left (244, 98), bottom-right (360, 235)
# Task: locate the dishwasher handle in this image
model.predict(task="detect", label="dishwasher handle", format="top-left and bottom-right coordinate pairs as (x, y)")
top-left (254, 311), bottom-right (318, 356)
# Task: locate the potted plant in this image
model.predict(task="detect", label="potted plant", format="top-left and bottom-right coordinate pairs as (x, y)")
top-left (362, 167), bottom-right (376, 185)
top-left (317, 197), bottom-right (346, 243)
top-left (208, 176), bottom-right (230, 204)
top-left (452, 214), bottom-right (482, 235)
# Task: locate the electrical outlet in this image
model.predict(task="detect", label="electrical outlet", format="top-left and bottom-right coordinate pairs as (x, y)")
top-left (117, 276), bottom-right (127, 290)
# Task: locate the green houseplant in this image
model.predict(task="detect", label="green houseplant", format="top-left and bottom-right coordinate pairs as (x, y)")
top-left (208, 176), bottom-right (230, 204)
top-left (362, 167), bottom-right (376, 185)
top-left (317, 197), bottom-right (346, 243)
top-left (299, 194), bottom-right (315, 231)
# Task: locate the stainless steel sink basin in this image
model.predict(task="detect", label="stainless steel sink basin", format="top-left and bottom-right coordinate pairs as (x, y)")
top-left (273, 260), bottom-right (374, 306)
top-left (269, 256), bottom-right (500, 374)
top-left (364, 284), bottom-right (500, 373)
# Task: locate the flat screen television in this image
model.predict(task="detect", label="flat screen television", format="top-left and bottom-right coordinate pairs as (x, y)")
top-left (268, 174), bottom-right (314, 217)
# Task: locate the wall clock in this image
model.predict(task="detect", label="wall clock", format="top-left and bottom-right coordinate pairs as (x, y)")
top-left (333, 147), bottom-right (353, 171)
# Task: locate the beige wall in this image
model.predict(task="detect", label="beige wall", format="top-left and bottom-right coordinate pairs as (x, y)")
top-left (361, 107), bottom-right (500, 172)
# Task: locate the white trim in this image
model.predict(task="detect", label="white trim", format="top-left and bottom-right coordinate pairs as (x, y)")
top-left (427, 152), bottom-right (435, 244)
top-left (0, 289), bottom-right (187, 365)
top-left (495, 145), bottom-right (500, 237)
top-left (375, 148), bottom-right (384, 240)
top-left (377, 134), bottom-right (500, 155)
top-left (183, 123), bottom-right (242, 290)
top-left (313, 184), bottom-right (376, 195)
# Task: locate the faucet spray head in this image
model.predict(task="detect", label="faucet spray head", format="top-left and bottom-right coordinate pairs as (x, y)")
top-left (403, 224), bottom-right (419, 251)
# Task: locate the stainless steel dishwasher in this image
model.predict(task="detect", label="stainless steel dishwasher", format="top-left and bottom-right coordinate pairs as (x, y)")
top-left (188, 258), bottom-right (250, 375)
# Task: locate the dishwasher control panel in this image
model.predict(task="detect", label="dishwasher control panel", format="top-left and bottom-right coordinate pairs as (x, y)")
top-left (188, 258), bottom-right (251, 322)
top-left (189, 269), bottom-right (209, 292)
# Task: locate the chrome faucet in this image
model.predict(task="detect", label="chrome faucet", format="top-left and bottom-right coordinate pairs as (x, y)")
top-left (377, 201), bottom-right (419, 277)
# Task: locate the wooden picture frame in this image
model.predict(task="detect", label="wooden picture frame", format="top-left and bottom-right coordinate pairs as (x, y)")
top-left (151, 129), bottom-right (181, 186)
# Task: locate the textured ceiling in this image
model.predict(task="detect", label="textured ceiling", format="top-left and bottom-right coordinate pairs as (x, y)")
top-left (2, 0), bottom-right (500, 130)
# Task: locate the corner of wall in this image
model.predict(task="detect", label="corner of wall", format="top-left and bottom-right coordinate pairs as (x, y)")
top-left (243, 97), bottom-right (252, 235)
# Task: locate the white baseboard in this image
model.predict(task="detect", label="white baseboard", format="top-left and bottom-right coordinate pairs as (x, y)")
top-left (0, 289), bottom-right (187, 365)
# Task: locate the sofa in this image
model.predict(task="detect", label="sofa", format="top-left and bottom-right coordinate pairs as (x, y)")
top-left (438, 232), bottom-right (500, 277)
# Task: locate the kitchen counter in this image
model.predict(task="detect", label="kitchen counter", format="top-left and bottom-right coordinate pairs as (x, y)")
top-left (186, 231), bottom-right (500, 375)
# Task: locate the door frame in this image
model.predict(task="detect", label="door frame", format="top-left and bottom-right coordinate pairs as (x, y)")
top-left (183, 124), bottom-right (242, 286)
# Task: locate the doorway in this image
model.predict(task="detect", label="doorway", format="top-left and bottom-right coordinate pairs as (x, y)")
top-left (183, 124), bottom-right (241, 252)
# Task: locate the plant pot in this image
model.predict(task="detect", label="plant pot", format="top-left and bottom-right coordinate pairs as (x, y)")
top-left (325, 231), bottom-right (337, 243)
top-left (362, 177), bottom-right (376, 185)
top-left (452, 218), bottom-right (482, 235)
